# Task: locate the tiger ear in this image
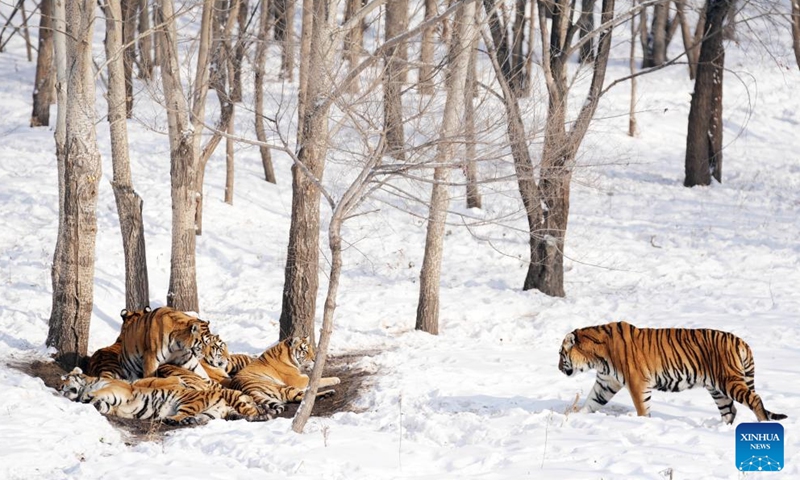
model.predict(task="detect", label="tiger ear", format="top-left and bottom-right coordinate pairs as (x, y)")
top-left (564, 332), bottom-right (576, 347)
top-left (289, 336), bottom-right (301, 347)
top-left (120, 309), bottom-right (128, 318)
top-left (191, 323), bottom-right (200, 335)
top-left (70, 367), bottom-right (83, 375)
top-left (144, 305), bottom-right (151, 313)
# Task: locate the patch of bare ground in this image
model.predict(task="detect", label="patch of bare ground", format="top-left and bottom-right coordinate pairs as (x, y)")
top-left (8, 349), bottom-right (374, 444)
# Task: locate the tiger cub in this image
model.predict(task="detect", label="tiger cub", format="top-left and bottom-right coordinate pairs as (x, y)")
top-left (229, 336), bottom-right (340, 414)
top-left (558, 321), bottom-right (787, 423)
top-left (118, 307), bottom-right (209, 380)
top-left (60, 368), bottom-right (271, 425)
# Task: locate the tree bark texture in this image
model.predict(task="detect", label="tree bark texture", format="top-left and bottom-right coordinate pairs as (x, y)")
top-left (103, 0), bottom-right (150, 311)
top-left (31, 0), bottom-right (54, 127)
top-left (122, 0), bottom-right (137, 117)
top-left (137, 0), bottom-right (154, 80)
top-left (684, 0), bottom-right (730, 187)
top-left (510, 0), bottom-right (527, 91)
top-left (280, 0), bottom-right (337, 344)
top-left (383, 0), bottom-right (408, 160)
top-left (274, 0), bottom-right (296, 80)
top-left (255, 0), bottom-right (276, 183)
top-left (416, 0), bottom-right (476, 335)
top-left (297, 0), bottom-right (313, 137)
top-left (47, 0), bottom-right (102, 368)
top-left (158, 0), bottom-right (200, 312)
top-left (578, 0), bottom-right (595, 63)
top-left (418, 0), bottom-right (436, 95)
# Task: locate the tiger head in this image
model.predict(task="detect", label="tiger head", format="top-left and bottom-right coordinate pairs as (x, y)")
top-left (288, 336), bottom-right (315, 372)
top-left (59, 367), bottom-right (90, 401)
top-left (203, 334), bottom-right (230, 370)
top-left (558, 328), bottom-right (610, 377)
top-left (177, 319), bottom-right (208, 356)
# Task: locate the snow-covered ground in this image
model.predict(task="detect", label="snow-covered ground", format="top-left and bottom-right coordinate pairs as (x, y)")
top-left (1, 3), bottom-right (798, 479)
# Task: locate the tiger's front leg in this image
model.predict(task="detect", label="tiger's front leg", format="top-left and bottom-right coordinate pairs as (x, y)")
top-left (580, 374), bottom-right (622, 413)
top-left (627, 376), bottom-right (652, 417)
top-left (319, 376), bottom-right (341, 388)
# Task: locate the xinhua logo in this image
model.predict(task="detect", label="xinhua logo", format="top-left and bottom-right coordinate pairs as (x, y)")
top-left (736, 422), bottom-right (784, 472)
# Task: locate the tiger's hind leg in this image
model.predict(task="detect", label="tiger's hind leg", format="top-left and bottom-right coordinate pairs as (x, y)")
top-left (580, 375), bottom-right (622, 413)
top-left (724, 378), bottom-right (787, 422)
top-left (706, 387), bottom-right (737, 424)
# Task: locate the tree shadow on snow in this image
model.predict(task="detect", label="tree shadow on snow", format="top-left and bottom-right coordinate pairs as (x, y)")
top-left (8, 349), bottom-right (375, 445)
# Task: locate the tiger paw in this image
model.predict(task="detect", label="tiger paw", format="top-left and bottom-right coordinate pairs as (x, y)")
top-left (318, 388), bottom-right (336, 399)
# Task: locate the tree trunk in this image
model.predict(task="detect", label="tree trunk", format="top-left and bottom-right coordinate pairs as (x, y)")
top-left (383, 0), bottom-right (408, 160)
top-left (483, 0), bottom-right (512, 86)
top-left (464, 25), bottom-right (481, 209)
top-left (793, 0), bottom-right (800, 70)
top-left (684, 0), bottom-right (730, 187)
top-left (31, 0), bottom-right (54, 127)
top-left (675, 0), bottom-right (697, 79)
top-left (418, 0), bottom-right (436, 95)
top-left (280, 0), bottom-right (337, 344)
top-left (137, 0), bottom-right (153, 80)
top-left (47, 0), bottom-right (102, 368)
top-left (689, 6), bottom-right (705, 79)
top-left (255, 0), bottom-right (276, 183)
top-left (122, 0), bottom-right (137, 118)
top-left (297, 0), bottom-right (313, 137)
top-left (416, 0), bottom-right (476, 334)
top-left (578, 0), bottom-right (595, 63)
top-left (158, 0), bottom-right (201, 312)
top-left (103, 0), bottom-right (150, 311)
top-left (276, 0), bottom-right (295, 81)
top-left (510, 0), bottom-right (527, 92)
top-left (648, 0), bottom-right (669, 67)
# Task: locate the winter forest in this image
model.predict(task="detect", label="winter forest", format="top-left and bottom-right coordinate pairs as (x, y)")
top-left (1, 0), bottom-right (799, 478)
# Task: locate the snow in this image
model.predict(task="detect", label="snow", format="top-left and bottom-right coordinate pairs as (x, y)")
top-left (1, 4), bottom-right (799, 480)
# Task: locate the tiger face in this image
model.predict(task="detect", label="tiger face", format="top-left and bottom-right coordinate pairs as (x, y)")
top-left (558, 330), bottom-right (610, 377)
top-left (203, 334), bottom-right (230, 370)
top-left (289, 336), bottom-right (315, 371)
top-left (59, 367), bottom-right (88, 401)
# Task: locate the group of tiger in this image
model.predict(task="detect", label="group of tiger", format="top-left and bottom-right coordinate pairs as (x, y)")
top-left (60, 308), bottom-right (786, 427)
top-left (58, 306), bottom-right (340, 426)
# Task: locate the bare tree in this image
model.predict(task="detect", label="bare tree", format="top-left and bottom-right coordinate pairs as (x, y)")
top-left (47, 0), bottom-right (102, 368)
top-left (255, 0), bottom-right (277, 183)
top-left (520, 0), bottom-right (615, 296)
top-left (416, 0), bottom-right (476, 334)
top-left (280, 0), bottom-right (338, 343)
top-left (384, 0), bottom-right (409, 160)
top-left (156, 0), bottom-right (213, 312)
top-left (102, 0), bottom-right (150, 311)
top-left (629, 9), bottom-right (639, 137)
top-left (684, 0), bottom-right (731, 186)
top-left (464, 20), bottom-right (482, 209)
top-left (31, 0), bottom-right (54, 127)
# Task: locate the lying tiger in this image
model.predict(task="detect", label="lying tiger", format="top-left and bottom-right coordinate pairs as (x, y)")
top-left (558, 321), bottom-right (787, 423)
top-left (230, 336), bottom-right (340, 414)
top-left (60, 368), bottom-right (271, 425)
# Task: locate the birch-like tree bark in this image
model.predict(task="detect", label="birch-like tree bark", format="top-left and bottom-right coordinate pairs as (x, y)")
top-left (47, 0), bottom-right (102, 368)
top-left (138, 0), bottom-right (154, 80)
top-left (418, 0), bottom-right (437, 94)
top-left (416, 0), bottom-right (476, 334)
top-left (792, 0), bottom-right (800, 69)
top-left (102, 0), bottom-right (150, 311)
